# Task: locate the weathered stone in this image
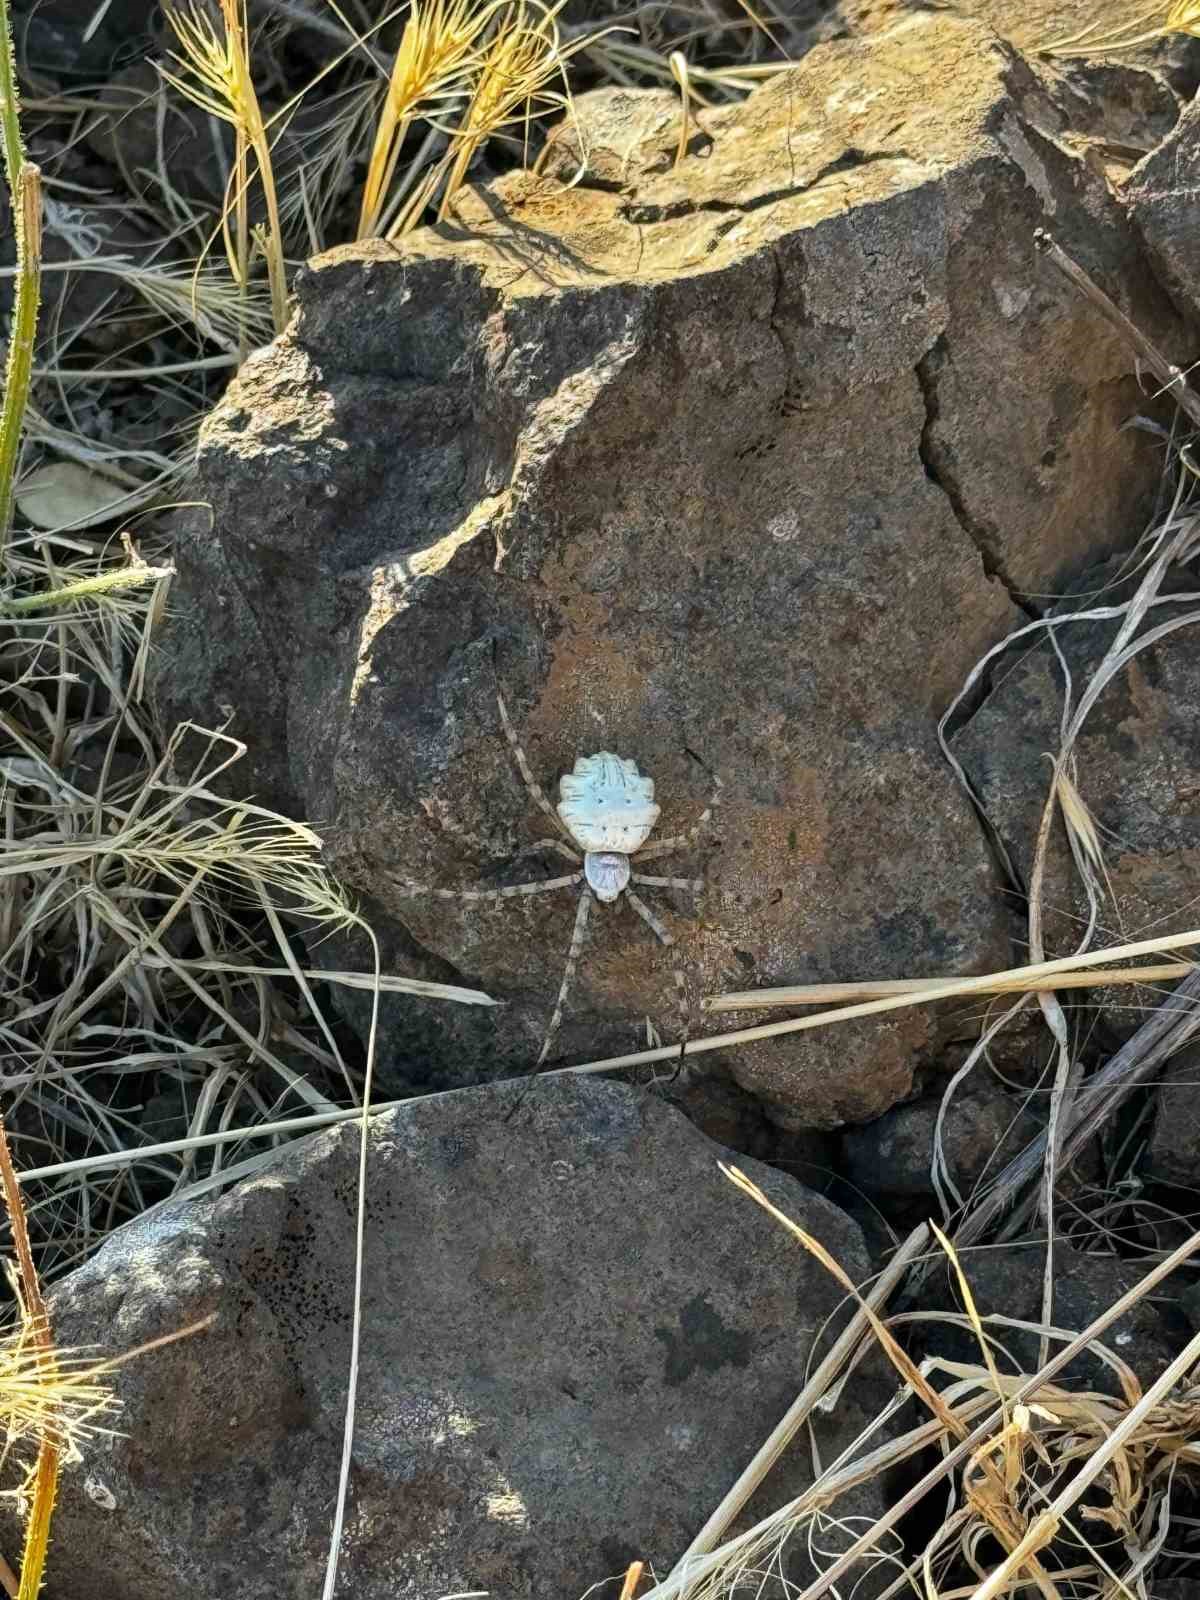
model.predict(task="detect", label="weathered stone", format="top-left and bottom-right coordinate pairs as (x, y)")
top-left (841, 1078), bottom-right (1041, 1200)
top-left (34, 1078), bottom-right (888, 1600)
top-left (1147, 1041), bottom-right (1200, 1188)
top-left (950, 558), bottom-right (1200, 1040)
top-left (1128, 89), bottom-right (1200, 322)
top-left (797, 0), bottom-right (1199, 110)
top-left (158, 13), bottom-right (1184, 1128)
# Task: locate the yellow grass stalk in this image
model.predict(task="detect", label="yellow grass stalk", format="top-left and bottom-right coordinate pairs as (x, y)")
top-left (0, 1115), bottom-right (61, 1600)
top-left (669, 51), bottom-right (692, 169)
top-left (722, 1169), bottom-right (1062, 1600)
top-left (162, 0), bottom-right (288, 341)
top-left (436, 0), bottom-right (590, 220)
top-left (1041, 0), bottom-right (1200, 56)
top-left (969, 1323), bottom-right (1200, 1600)
top-left (619, 1561), bottom-right (645, 1600)
top-left (706, 961), bottom-right (1193, 1012)
top-left (357, 0), bottom-right (499, 238)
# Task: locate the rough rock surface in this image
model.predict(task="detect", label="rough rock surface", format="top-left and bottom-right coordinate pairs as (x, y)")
top-left (840, 1076), bottom-right (1041, 1200)
top-left (158, 13), bottom-right (1184, 1129)
top-left (798, 0), bottom-right (1200, 112)
top-left (33, 1078), bottom-right (887, 1600)
top-left (1128, 89), bottom-right (1200, 323)
top-left (950, 558), bottom-right (1200, 1040)
top-left (1146, 1041), bottom-right (1200, 1188)
top-left (794, 1), bottom-right (1200, 311)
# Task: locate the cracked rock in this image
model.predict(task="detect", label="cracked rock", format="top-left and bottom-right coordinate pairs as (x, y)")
top-left (158, 12), bottom-right (1183, 1128)
top-left (1128, 86), bottom-right (1200, 324)
top-left (25, 1078), bottom-right (889, 1599)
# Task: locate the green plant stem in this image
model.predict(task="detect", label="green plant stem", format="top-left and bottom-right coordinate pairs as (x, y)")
top-left (0, 562), bottom-right (173, 615)
top-left (0, 1113), bottom-right (62, 1600)
top-left (0, 0), bottom-right (41, 565)
top-left (0, 0), bottom-right (20, 182)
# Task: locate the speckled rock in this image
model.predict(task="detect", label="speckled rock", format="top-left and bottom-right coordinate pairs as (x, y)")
top-left (157, 12), bottom-right (1184, 1128)
top-left (794, 0), bottom-right (1198, 117)
top-left (31, 1078), bottom-right (887, 1600)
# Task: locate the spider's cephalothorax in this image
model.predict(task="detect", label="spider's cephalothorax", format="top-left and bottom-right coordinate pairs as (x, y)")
top-left (557, 752), bottom-right (659, 903)
top-left (393, 694), bottom-right (721, 1067)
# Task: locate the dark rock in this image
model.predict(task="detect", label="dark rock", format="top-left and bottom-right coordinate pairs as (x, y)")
top-left (919, 1237), bottom-right (1183, 1394)
top-left (1129, 88), bottom-right (1200, 323)
top-left (80, 60), bottom-right (232, 214)
top-left (1146, 1041), bottom-right (1200, 1188)
top-left (157, 14), bottom-right (1184, 1128)
top-left (34, 1077), bottom-right (888, 1599)
top-left (841, 1078), bottom-right (1041, 1200)
top-left (13, 0), bottom-right (160, 79)
top-left (950, 557), bottom-right (1200, 1041)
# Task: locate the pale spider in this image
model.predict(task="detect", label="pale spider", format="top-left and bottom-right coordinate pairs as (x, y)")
top-left (393, 693), bottom-right (721, 1066)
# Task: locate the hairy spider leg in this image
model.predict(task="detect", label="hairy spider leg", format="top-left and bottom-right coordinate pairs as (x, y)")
top-left (420, 798), bottom-right (581, 868)
top-left (536, 886), bottom-right (594, 1067)
top-left (635, 769), bottom-right (723, 861)
top-left (392, 872), bottom-right (583, 902)
top-left (625, 888), bottom-right (690, 1048)
top-left (517, 839), bottom-right (584, 866)
top-left (630, 873), bottom-right (703, 892)
top-left (496, 690), bottom-right (576, 844)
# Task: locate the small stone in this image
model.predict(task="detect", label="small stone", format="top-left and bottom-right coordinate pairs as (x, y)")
top-left (841, 1079), bottom-right (1041, 1201)
top-left (1146, 1042), bottom-right (1200, 1189)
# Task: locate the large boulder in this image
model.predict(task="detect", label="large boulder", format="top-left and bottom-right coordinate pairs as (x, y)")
top-left (34, 1078), bottom-right (888, 1599)
top-left (158, 12), bottom-right (1184, 1128)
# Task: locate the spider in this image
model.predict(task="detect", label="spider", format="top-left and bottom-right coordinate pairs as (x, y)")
top-left (392, 693), bottom-right (721, 1066)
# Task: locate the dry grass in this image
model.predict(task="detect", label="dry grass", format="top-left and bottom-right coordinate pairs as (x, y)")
top-left (161, 0), bottom-right (289, 339)
top-left (1041, 0), bottom-right (1200, 56)
top-left (605, 1174), bottom-right (1200, 1600)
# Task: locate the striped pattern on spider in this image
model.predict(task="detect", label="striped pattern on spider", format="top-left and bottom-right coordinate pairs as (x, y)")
top-left (393, 693), bottom-right (721, 1066)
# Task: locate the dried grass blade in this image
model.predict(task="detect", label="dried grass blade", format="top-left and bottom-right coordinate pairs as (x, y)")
top-left (636, 1227), bottom-right (1200, 1600)
top-left (670, 1222), bottom-right (929, 1577)
top-left (707, 963), bottom-right (1192, 1010)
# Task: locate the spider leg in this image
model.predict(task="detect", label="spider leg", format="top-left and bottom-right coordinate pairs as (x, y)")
top-left (537, 886), bottom-right (593, 1066)
top-left (630, 872), bottom-right (703, 892)
top-left (496, 690), bottom-right (576, 843)
top-left (625, 888), bottom-right (690, 1051)
top-left (635, 767), bottom-right (723, 860)
top-left (391, 872), bottom-right (582, 902)
top-left (422, 795), bottom-right (580, 868)
top-left (515, 838), bottom-right (583, 866)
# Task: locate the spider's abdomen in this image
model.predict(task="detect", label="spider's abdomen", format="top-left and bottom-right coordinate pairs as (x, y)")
top-left (557, 752), bottom-right (660, 854)
top-left (584, 851), bottom-right (631, 903)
